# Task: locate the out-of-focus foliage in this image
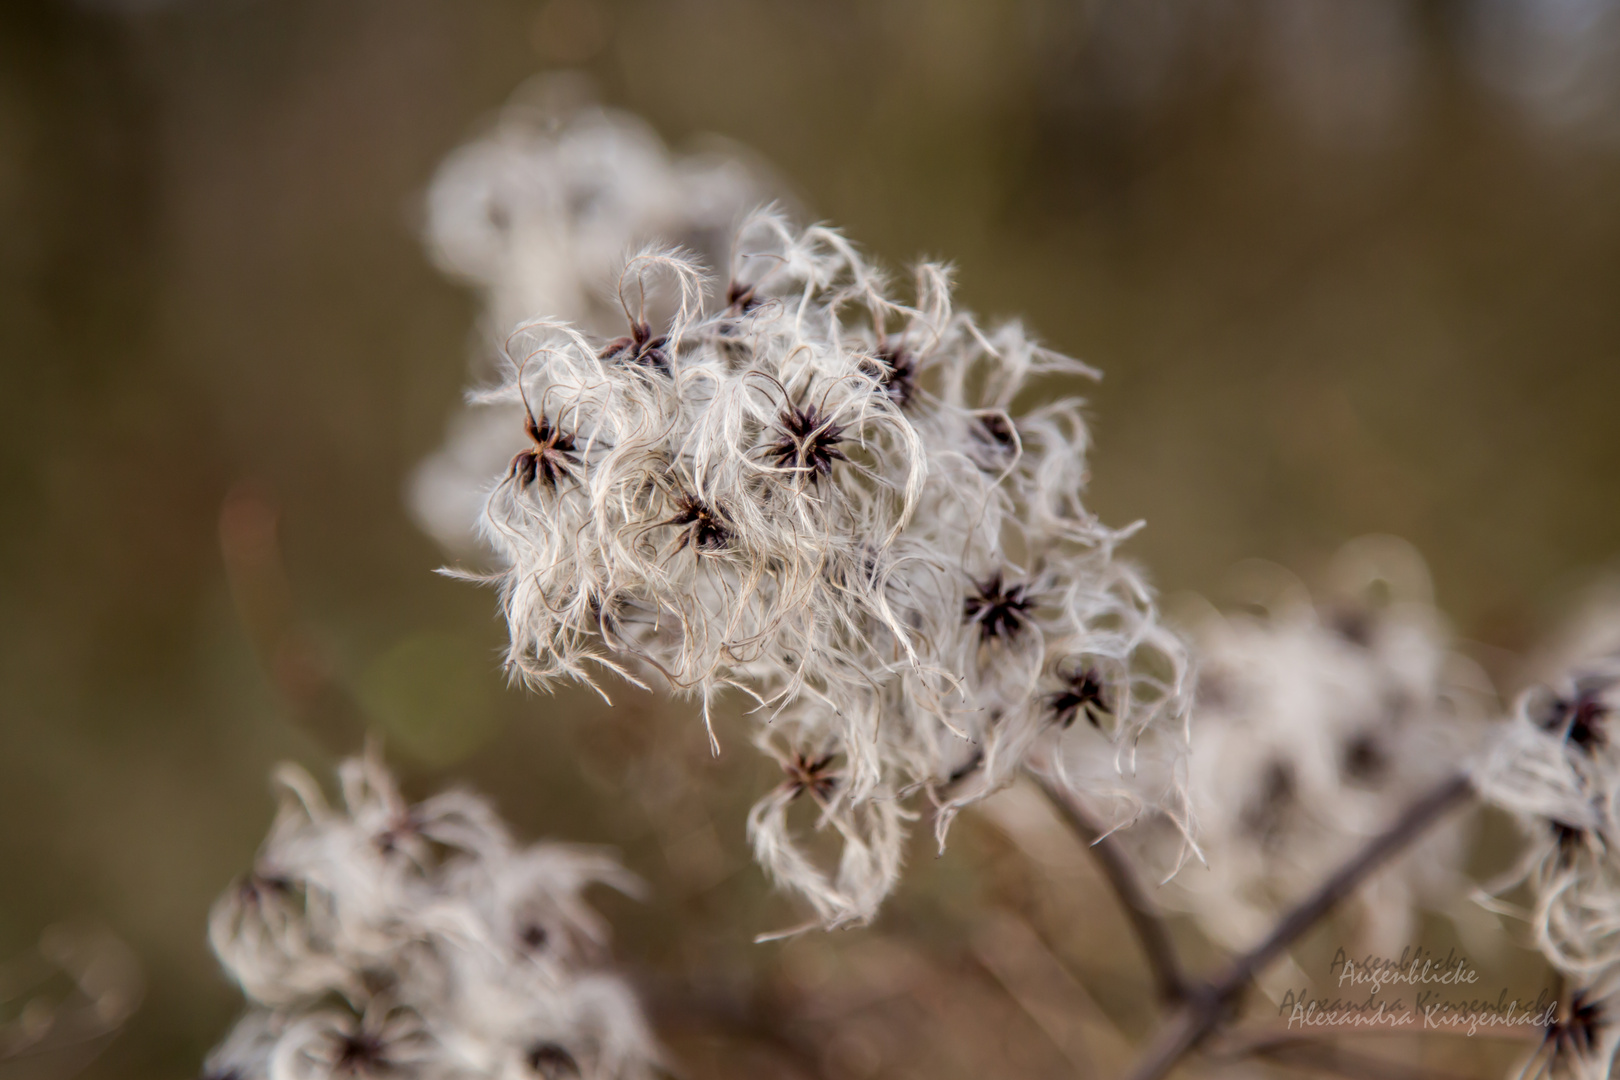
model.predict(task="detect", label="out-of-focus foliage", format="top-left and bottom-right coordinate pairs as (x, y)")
top-left (4, 1), bottom-right (1620, 1078)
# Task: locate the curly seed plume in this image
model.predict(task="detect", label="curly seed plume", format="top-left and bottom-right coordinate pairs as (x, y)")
top-left (439, 201), bottom-right (1190, 931)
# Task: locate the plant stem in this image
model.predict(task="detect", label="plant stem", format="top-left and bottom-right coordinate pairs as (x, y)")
top-left (1028, 770), bottom-right (1189, 1004)
top-left (1121, 771), bottom-right (1475, 1080)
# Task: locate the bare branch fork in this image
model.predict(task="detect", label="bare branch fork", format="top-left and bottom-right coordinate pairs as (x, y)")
top-left (1028, 771), bottom-right (1189, 1004)
top-left (1028, 769), bottom-right (1476, 1080)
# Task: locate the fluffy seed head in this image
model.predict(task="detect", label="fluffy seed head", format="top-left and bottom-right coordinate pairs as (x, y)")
top-left (201, 750), bottom-right (658, 1080)
top-left (420, 96), bottom-right (1192, 931)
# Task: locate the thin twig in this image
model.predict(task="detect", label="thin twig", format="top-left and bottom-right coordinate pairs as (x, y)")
top-left (1122, 771), bottom-right (1476, 1080)
top-left (1027, 770), bottom-right (1189, 1003)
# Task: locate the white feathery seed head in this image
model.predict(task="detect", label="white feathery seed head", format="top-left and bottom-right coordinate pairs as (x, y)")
top-left (202, 749), bottom-right (658, 1080)
top-left (442, 195), bottom-right (1190, 931)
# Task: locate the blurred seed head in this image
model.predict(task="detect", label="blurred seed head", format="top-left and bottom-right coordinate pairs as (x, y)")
top-left (1113, 539), bottom-right (1495, 955)
top-left (203, 749), bottom-right (657, 1080)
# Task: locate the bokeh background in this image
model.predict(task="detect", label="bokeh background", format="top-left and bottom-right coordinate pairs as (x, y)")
top-left (4, 1), bottom-right (1620, 1077)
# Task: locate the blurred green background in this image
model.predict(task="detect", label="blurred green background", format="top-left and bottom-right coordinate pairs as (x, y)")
top-left (3, 1), bottom-right (1619, 1077)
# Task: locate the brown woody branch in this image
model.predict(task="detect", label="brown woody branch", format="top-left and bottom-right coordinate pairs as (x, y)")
top-left (1027, 770), bottom-right (1189, 1004)
top-left (1121, 771), bottom-right (1476, 1080)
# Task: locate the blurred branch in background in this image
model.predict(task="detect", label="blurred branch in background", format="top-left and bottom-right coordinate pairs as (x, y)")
top-left (1125, 772), bottom-right (1477, 1080)
top-left (218, 484), bottom-right (366, 755)
top-left (970, 910), bottom-right (1135, 1078)
top-left (1027, 771), bottom-right (1188, 1006)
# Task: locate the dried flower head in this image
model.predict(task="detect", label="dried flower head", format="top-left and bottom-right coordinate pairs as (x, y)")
top-left (964, 572), bottom-right (1035, 642)
top-left (201, 749), bottom-right (658, 1080)
top-left (510, 399), bottom-right (581, 492)
top-left (438, 196), bottom-right (1191, 931)
top-left (1048, 663), bottom-right (1112, 730)
top-left (765, 400), bottom-right (849, 483)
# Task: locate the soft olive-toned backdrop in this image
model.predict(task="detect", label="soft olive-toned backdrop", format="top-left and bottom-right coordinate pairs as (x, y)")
top-left (4, 2), bottom-right (1618, 1077)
